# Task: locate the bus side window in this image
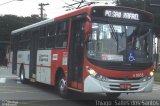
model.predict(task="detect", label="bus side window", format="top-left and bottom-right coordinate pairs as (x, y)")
top-left (55, 20), bottom-right (69, 48)
top-left (40, 26), bottom-right (47, 37)
top-left (39, 26), bottom-right (47, 49)
top-left (18, 32), bottom-right (30, 50)
top-left (46, 23), bottom-right (57, 48)
top-left (24, 31), bottom-right (31, 49)
top-left (17, 34), bottom-right (22, 50)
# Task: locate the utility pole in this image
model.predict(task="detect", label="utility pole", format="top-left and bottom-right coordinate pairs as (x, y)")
top-left (143, 0), bottom-right (146, 10)
top-left (38, 3), bottom-right (49, 20)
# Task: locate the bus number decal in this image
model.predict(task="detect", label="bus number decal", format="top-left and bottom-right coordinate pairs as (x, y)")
top-left (133, 73), bottom-right (144, 78)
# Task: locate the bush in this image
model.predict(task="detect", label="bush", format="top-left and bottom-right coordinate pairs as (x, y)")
top-left (154, 72), bottom-right (160, 82)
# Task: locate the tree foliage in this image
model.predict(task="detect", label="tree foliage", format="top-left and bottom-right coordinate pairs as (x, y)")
top-left (116, 0), bottom-right (160, 33)
top-left (0, 15), bottom-right (41, 41)
top-left (116, 0), bottom-right (145, 9)
top-left (0, 14), bottom-right (41, 65)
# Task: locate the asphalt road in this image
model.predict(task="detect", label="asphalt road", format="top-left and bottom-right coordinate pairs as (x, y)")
top-left (0, 66), bottom-right (160, 106)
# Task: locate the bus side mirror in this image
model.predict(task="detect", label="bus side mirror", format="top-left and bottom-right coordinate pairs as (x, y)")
top-left (84, 16), bottom-right (91, 41)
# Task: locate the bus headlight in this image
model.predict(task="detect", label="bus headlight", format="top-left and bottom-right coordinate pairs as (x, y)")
top-left (87, 68), bottom-right (97, 77)
top-left (86, 67), bottom-right (109, 82)
top-left (150, 71), bottom-right (154, 76)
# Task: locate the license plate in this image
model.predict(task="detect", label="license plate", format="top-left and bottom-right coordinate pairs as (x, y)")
top-left (120, 83), bottom-right (131, 89)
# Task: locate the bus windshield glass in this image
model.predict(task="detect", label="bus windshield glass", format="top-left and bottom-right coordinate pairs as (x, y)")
top-left (87, 22), bottom-right (152, 63)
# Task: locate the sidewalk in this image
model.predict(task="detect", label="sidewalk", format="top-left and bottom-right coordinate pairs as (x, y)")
top-left (0, 66), bottom-right (17, 78)
top-left (154, 81), bottom-right (160, 85)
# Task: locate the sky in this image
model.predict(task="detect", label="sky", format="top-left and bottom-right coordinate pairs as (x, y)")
top-left (0, 0), bottom-right (76, 19)
top-left (0, 0), bottom-right (114, 19)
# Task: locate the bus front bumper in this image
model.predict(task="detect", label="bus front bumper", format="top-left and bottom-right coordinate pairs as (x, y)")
top-left (84, 76), bottom-right (154, 93)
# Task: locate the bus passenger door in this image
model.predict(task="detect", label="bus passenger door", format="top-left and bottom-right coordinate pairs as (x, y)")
top-left (29, 30), bottom-right (39, 81)
top-left (68, 17), bottom-right (85, 90)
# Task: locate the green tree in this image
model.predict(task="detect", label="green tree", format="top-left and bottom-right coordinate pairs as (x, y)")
top-left (116, 0), bottom-right (145, 9)
top-left (0, 14), bottom-right (41, 41)
top-left (0, 14), bottom-right (41, 65)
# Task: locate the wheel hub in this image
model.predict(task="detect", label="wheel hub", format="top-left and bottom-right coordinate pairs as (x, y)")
top-left (20, 72), bottom-right (24, 80)
top-left (59, 79), bottom-right (66, 93)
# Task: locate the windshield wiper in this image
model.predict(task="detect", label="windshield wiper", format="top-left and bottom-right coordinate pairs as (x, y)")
top-left (96, 32), bottom-right (101, 52)
top-left (108, 24), bottom-right (119, 52)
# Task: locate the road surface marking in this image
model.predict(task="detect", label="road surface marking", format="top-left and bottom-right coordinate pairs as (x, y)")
top-left (17, 81), bottom-right (21, 84)
top-left (0, 78), bottom-right (6, 83)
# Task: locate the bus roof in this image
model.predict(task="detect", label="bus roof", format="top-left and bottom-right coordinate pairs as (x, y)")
top-left (11, 6), bottom-right (92, 35)
top-left (11, 5), bottom-right (153, 35)
top-left (11, 19), bottom-right (54, 35)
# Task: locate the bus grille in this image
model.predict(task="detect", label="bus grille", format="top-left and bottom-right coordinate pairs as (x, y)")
top-left (109, 84), bottom-right (140, 91)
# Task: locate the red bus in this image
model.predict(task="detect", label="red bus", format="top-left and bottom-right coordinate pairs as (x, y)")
top-left (10, 5), bottom-right (155, 99)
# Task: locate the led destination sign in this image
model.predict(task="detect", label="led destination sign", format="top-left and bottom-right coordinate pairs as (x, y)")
top-left (105, 10), bottom-right (139, 20)
top-left (91, 7), bottom-right (153, 23)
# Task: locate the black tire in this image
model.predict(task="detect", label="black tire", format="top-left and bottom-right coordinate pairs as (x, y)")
top-left (106, 93), bottom-right (121, 100)
top-left (57, 73), bottom-right (68, 98)
top-left (20, 65), bottom-right (27, 84)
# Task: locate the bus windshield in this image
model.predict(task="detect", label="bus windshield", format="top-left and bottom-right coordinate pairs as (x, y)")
top-left (87, 22), bottom-right (152, 63)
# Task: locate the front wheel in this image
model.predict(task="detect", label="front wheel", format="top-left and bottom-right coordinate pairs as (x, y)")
top-left (20, 66), bottom-right (27, 84)
top-left (57, 74), bottom-right (68, 98)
